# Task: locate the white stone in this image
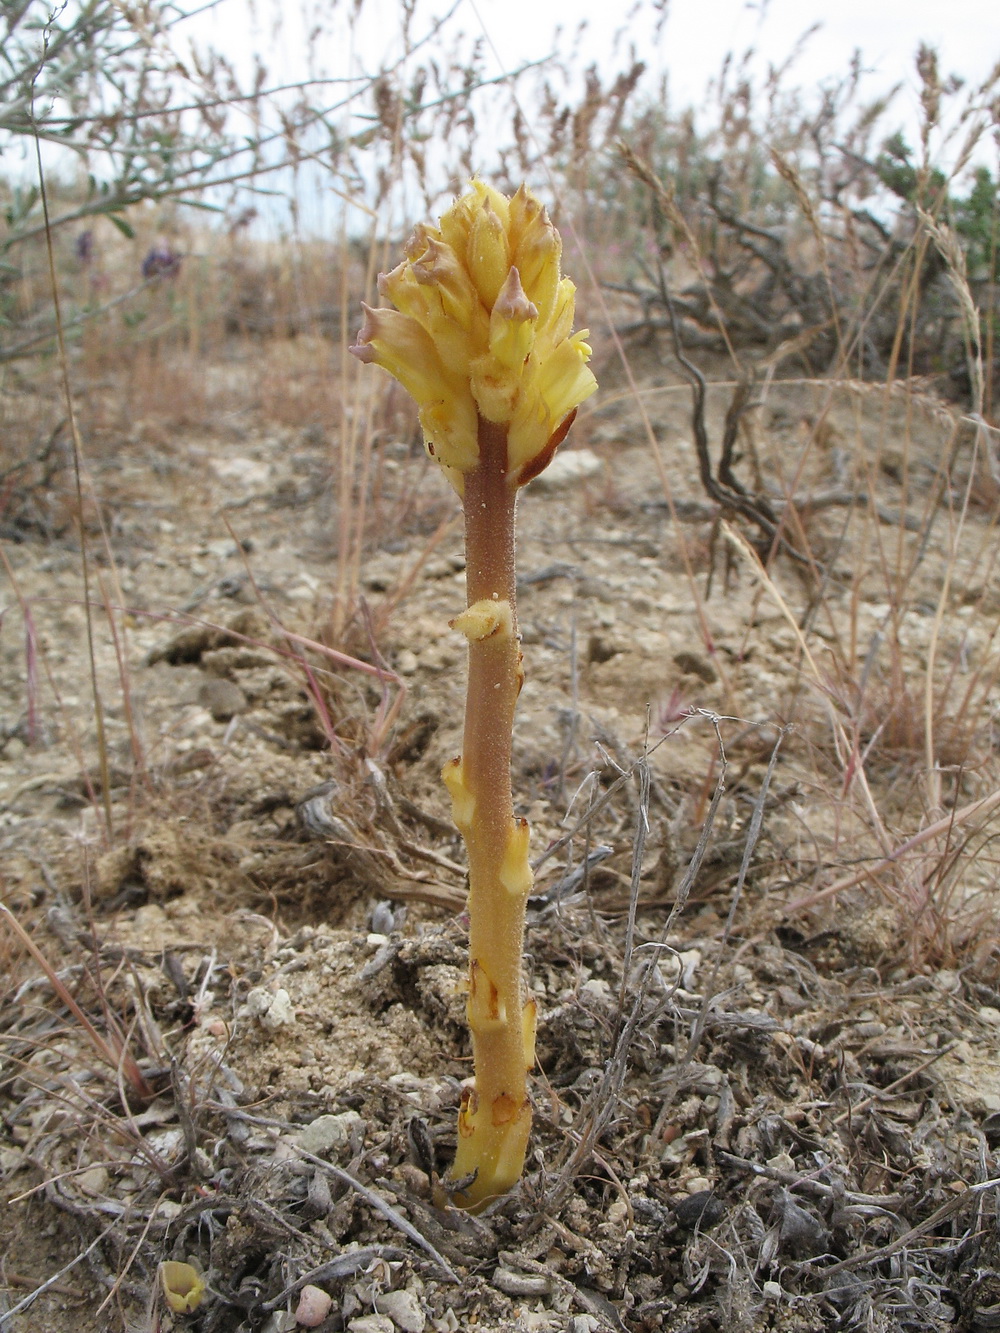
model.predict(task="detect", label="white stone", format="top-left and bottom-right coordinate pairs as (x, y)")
top-left (375, 1289), bottom-right (426, 1333)
top-left (246, 986), bottom-right (296, 1030)
top-left (297, 1110), bottom-right (363, 1156)
top-left (206, 538), bottom-right (239, 559)
top-left (212, 456), bottom-right (270, 486)
top-left (263, 989), bottom-right (295, 1029)
top-left (348, 1317), bottom-right (395, 1333)
top-left (528, 447), bottom-right (604, 491)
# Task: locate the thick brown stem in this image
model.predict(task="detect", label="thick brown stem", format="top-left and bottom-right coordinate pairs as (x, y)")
top-left (441, 416), bottom-right (535, 1211)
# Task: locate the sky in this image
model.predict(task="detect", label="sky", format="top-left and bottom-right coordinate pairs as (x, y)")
top-left (196, 0), bottom-right (1000, 112)
top-left (185, 0), bottom-right (998, 232)
top-left (479, 0), bottom-right (998, 108)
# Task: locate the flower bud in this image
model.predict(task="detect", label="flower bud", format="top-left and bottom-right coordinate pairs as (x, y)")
top-left (350, 180), bottom-right (596, 486)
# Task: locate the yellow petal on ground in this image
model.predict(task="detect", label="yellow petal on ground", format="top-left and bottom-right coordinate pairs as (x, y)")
top-left (160, 1261), bottom-right (205, 1314)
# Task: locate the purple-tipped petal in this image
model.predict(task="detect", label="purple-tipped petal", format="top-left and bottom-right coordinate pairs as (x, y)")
top-left (493, 267), bottom-right (537, 323)
top-left (348, 302), bottom-right (379, 362)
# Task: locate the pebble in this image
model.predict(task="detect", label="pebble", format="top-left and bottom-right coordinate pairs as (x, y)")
top-left (297, 1110), bottom-right (363, 1156)
top-left (294, 1284), bottom-right (333, 1327)
top-left (766, 1151), bottom-right (796, 1173)
top-left (213, 456), bottom-right (270, 486)
top-left (348, 1316), bottom-right (395, 1333)
top-left (246, 986), bottom-right (295, 1030)
top-left (261, 1314), bottom-right (297, 1333)
top-left (76, 1166), bottom-right (109, 1196)
top-left (198, 677), bottom-right (248, 722)
top-left (979, 1006), bottom-right (1000, 1026)
top-left (528, 447), bottom-right (603, 490)
top-left (375, 1289), bottom-right (426, 1332)
top-left (492, 1269), bottom-right (551, 1297)
top-left (206, 538), bottom-right (240, 559)
top-left (673, 650), bottom-right (717, 683)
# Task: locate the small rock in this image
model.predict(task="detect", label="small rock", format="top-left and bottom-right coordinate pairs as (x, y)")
top-left (246, 986), bottom-right (295, 1030)
top-left (375, 1289), bottom-right (426, 1333)
top-left (295, 1284), bottom-right (333, 1327)
top-left (673, 650), bottom-right (717, 684)
top-left (492, 1268), bottom-right (551, 1297)
top-left (766, 1151), bottom-right (796, 1174)
top-left (3, 737), bottom-right (25, 760)
top-left (198, 677), bottom-right (248, 722)
top-left (528, 447), bottom-right (603, 491)
top-left (361, 558), bottom-right (398, 592)
top-left (213, 456), bottom-right (270, 487)
top-left (348, 1316), bottom-right (395, 1333)
top-left (76, 1165), bottom-right (109, 1196)
top-left (587, 633), bottom-right (620, 664)
top-left (298, 1110), bottom-right (363, 1156)
top-left (94, 846), bottom-right (137, 900)
top-left (206, 537), bottom-right (240, 559)
top-left (674, 1190), bottom-right (724, 1230)
top-left (370, 901), bottom-right (399, 934)
top-left (261, 1314), bottom-right (298, 1333)
top-left (979, 1006), bottom-right (1000, 1026)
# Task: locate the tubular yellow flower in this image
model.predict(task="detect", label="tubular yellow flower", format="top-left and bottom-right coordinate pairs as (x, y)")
top-left (350, 182), bottom-right (597, 1213)
top-left (350, 179), bottom-right (596, 486)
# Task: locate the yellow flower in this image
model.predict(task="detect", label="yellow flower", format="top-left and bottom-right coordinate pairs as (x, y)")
top-left (350, 181), bottom-right (596, 487)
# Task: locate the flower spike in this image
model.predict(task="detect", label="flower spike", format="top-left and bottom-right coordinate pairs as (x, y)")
top-left (351, 182), bottom-right (597, 1211)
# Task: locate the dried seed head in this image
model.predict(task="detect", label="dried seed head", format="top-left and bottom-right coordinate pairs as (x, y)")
top-left (351, 180), bottom-right (596, 487)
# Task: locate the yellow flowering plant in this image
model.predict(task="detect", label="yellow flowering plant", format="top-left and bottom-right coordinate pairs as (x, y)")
top-left (351, 180), bottom-right (596, 1210)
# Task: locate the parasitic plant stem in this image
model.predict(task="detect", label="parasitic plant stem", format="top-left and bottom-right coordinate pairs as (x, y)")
top-left (350, 181), bottom-right (596, 1209)
top-left (443, 415), bottom-right (534, 1208)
